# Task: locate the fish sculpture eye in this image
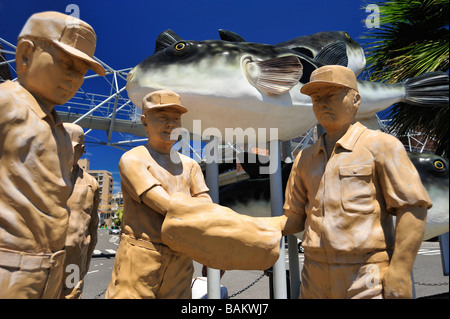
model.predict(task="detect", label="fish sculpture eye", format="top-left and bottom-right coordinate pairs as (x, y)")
top-left (168, 41), bottom-right (191, 57)
top-left (175, 42), bottom-right (186, 51)
top-left (434, 160), bottom-right (445, 170)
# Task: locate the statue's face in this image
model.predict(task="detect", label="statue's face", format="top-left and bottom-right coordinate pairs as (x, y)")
top-left (141, 107), bottom-right (183, 148)
top-left (310, 86), bottom-right (359, 132)
top-left (21, 41), bottom-right (88, 107)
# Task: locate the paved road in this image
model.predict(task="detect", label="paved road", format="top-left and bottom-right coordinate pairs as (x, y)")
top-left (82, 229), bottom-right (448, 299)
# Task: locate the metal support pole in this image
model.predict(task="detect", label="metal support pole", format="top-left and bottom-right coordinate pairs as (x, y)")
top-left (280, 140), bottom-right (292, 163)
top-left (281, 140), bottom-right (301, 298)
top-left (269, 139), bottom-right (288, 299)
top-left (287, 235), bottom-right (300, 298)
top-left (107, 78), bottom-right (119, 142)
top-left (439, 232), bottom-right (449, 276)
top-left (205, 136), bottom-right (221, 299)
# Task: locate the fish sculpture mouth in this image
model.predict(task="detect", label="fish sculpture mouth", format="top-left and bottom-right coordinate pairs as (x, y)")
top-left (241, 55), bottom-right (258, 87)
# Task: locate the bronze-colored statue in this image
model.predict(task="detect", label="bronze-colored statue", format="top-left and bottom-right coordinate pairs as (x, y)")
top-left (0, 11), bottom-right (104, 298)
top-left (279, 65), bottom-right (432, 299)
top-left (105, 90), bottom-right (212, 299)
top-left (59, 123), bottom-right (99, 299)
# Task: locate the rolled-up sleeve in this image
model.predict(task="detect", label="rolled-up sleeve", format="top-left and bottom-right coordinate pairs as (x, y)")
top-left (119, 152), bottom-right (161, 203)
top-left (189, 161), bottom-right (209, 197)
top-left (375, 135), bottom-right (432, 213)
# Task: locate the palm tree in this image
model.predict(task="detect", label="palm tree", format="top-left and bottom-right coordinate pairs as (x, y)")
top-left (362, 0), bottom-right (449, 158)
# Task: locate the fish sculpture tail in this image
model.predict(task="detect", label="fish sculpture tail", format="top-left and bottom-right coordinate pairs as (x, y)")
top-left (404, 71), bottom-right (449, 107)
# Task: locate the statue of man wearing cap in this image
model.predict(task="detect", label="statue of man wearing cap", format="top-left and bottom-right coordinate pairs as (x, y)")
top-left (59, 123), bottom-right (99, 299)
top-left (0, 11), bottom-right (104, 298)
top-left (105, 90), bottom-right (212, 299)
top-left (276, 65), bottom-right (432, 299)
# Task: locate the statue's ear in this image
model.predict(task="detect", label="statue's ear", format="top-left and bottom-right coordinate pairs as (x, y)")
top-left (354, 91), bottom-right (362, 110)
top-left (141, 115), bottom-right (147, 126)
top-left (16, 39), bottom-right (36, 75)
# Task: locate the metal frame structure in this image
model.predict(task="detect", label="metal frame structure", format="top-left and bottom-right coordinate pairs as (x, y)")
top-left (377, 118), bottom-right (439, 154)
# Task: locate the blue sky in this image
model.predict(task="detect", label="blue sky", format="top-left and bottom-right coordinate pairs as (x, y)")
top-left (1, 0), bottom-right (376, 193)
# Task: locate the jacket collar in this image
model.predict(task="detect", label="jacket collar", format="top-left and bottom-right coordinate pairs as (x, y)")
top-left (314, 122), bottom-right (367, 156)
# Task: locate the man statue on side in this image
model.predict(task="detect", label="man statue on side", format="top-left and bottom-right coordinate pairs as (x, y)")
top-left (0, 11), bottom-right (104, 298)
top-left (278, 65), bottom-right (432, 299)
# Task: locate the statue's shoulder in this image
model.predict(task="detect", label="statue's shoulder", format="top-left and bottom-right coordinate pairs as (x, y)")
top-left (178, 152), bottom-right (200, 165)
top-left (121, 145), bottom-right (151, 162)
top-left (362, 127), bottom-right (403, 149)
top-left (0, 81), bottom-right (31, 126)
top-left (83, 169), bottom-right (99, 190)
top-left (0, 81), bottom-right (17, 108)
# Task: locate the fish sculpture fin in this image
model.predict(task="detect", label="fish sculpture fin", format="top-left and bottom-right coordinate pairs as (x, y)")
top-left (314, 41), bottom-right (348, 67)
top-left (403, 72), bottom-right (449, 107)
top-left (244, 56), bottom-right (303, 95)
top-left (218, 29), bottom-right (247, 42)
top-left (155, 29), bottom-right (183, 53)
top-left (288, 46), bottom-right (315, 58)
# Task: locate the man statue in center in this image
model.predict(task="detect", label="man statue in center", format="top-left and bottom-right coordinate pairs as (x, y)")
top-left (0, 11), bottom-right (104, 299)
top-left (278, 65), bottom-right (432, 299)
top-left (105, 90), bottom-right (212, 299)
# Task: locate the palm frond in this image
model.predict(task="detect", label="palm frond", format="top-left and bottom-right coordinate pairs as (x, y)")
top-left (361, 0), bottom-right (449, 158)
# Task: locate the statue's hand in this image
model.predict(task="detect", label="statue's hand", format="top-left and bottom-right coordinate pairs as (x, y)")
top-left (382, 265), bottom-right (413, 299)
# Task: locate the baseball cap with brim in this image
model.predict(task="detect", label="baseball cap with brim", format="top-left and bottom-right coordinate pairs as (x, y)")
top-left (18, 11), bottom-right (105, 76)
top-left (142, 90), bottom-right (188, 115)
top-left (301, 65), bottom-right (358, 96)
top-left (54, 41), bottom-right (105, 76)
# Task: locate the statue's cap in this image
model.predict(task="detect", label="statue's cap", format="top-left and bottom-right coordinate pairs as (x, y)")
top-left (19, 11), bottom-right (105, 76)
top-left (301, 65), bottom-right (358, 96)
top-left (142, 90), bottom-right (188, 115)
